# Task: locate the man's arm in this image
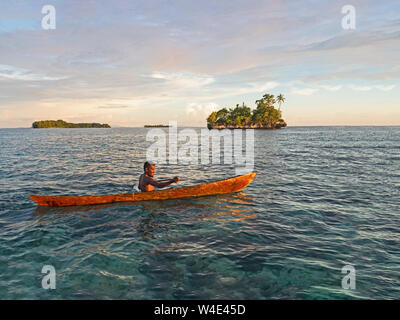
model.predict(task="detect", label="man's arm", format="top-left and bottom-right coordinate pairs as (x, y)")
top-left (147, 176), bottom-right (179, 189)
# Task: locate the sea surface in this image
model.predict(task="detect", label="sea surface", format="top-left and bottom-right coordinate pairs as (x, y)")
top-left (0, 126), bottom-right (399, 299)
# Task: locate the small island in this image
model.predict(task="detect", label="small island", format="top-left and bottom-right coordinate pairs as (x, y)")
top-left (32, 120), bottom-right (111, 128)
top-left (207, 93), bottom-right (287, 129)
top-left (144, 125), bottom-right (170, 128)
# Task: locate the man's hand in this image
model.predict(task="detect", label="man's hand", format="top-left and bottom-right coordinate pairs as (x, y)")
top-left (173, 176), bottom-right (179, 183)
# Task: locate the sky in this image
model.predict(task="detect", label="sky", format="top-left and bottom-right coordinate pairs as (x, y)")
top-left (0, 0), bottom-right (399, 127)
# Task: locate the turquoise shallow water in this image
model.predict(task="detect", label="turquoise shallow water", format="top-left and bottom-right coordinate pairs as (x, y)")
top-left (0, 126), bottom-right (399, 299)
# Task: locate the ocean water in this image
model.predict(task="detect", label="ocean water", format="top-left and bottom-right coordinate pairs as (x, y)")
top-left (0, 126), bottom-right (399, 300)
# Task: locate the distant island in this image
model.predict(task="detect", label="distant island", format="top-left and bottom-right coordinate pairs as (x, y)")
top-left (144, 124), bottom-right (170, 128)
top-left (207, 93), bottom-right (287, 129)
top-left (32, 120), bottom-right (111, 128)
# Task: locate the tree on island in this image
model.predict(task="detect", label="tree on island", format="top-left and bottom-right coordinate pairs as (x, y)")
top-left (207, 93), bottom-right (287, 129)
top-left (276, 93), bottom-right (285, 111)
top-left (32, 120), bottom-right (111, 128)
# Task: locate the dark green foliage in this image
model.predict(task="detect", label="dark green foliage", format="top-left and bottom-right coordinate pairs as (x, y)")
top-left (207, 93), bottom-right (287, 129)
top-left (32, 120), bottom-right (111, 128)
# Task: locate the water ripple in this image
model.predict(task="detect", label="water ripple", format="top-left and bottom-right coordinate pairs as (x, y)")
top-left (0, 127), bottom-right (399, 299)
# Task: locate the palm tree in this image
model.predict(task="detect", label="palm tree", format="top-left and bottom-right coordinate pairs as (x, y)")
top-left (276, 94), bottom-right (285, 111)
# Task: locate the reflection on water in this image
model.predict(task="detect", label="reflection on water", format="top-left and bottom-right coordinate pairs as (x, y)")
top-left (32, 192), bottom-right (256, 217)
top-left (32, 192), bottom-right (258, 235)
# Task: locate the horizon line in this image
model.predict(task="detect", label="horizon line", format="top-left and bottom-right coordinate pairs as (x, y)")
top-left (1, 125), bottom-right (400, 129)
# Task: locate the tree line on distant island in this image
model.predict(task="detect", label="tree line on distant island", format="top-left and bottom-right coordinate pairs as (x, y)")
top-left (207, 93), bottom-right (287, 129)
top-left (144, 124), bottom-right (170, 127)
top-left (32, 120), bottom-right (111, 128)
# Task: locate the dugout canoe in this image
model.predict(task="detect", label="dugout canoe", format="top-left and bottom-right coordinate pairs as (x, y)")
top-left (29, 171), bottom-right (257, 207)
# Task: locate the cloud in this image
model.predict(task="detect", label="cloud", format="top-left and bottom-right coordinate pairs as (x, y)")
top-left (349, 84), bottom-right (396, 91)
top-left (253, 81), bottom-right (279, 92)
top-left (145, 72), bottom-right (279, 102)
top-left (348, 85), bottom-right (373, 91)
top-left (201, 81), bottom-right (279, 100)
top-left (319, 85), bottom-right (343, 91)
top-left (375, 85), bottom-right (396, 91)
top-left (286, 83), bottom-right (394, 95)
top-left (98, 104), bottom-right (130, 109)
top-left (185, 102), bottom-right (220, 116)
top-left (306, 32), bottom-right (400, 52)
top-left (150, 72), bottom-right (215, 88)
top-left (291, 88), bottom-right (319, 95)
top-left (0, 64), bottom-right (67, 81)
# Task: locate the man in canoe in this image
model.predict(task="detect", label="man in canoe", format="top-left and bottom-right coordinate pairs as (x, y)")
top-left (138, 161), bottom-right (179, 192)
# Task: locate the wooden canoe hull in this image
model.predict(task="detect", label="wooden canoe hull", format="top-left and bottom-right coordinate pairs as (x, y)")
top-left (30, 171), bottom-right (257, 207)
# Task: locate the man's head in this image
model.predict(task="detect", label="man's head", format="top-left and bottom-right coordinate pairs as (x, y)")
top-left (144, 161), bottom-right (155, 177)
